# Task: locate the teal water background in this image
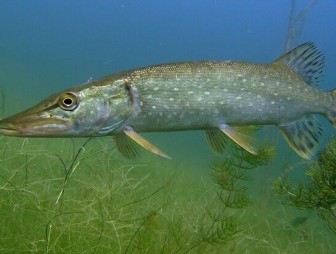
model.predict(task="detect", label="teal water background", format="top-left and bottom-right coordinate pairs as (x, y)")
top-left (1, 0), bottom-right (335, 166)
top-left (0, 0), bottom-right (336, 253)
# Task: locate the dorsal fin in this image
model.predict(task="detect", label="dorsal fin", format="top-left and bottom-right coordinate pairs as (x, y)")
top-left (273, 42), bottom-right (325, 86)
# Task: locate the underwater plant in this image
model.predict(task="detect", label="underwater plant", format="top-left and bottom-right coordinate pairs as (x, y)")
top-left (274, 138), bottom-right (336, 233)
top-left (285, 0), bottom-right (320, 51)
top-left (181, 144), bottom-right (275, 252)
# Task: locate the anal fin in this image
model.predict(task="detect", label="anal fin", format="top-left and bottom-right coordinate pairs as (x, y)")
top-left (279, 116), bottom-right (323, 159)
top-left (218, 124), bottom-right (258, 155)
top-left (123, 126), bottom-right (171, 159)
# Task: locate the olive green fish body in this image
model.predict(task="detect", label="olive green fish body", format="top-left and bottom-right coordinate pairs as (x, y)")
top-left (117, 61), bottom-right (330, 132)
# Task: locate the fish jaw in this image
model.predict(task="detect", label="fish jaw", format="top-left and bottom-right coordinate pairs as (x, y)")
top-left (0, 104), bottom-right (75, 137)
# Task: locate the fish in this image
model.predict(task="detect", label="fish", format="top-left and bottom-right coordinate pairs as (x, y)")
top-left (0, 42), bottom-right (335, 159)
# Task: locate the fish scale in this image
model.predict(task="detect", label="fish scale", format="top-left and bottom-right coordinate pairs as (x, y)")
top-left (127, 62), bottom-right (326, 130)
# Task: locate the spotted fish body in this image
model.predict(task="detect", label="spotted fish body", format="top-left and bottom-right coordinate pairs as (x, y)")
top-left (0, 43), bottom-right (335, 159)
top-left (123, 61), bottom-right (328, 131)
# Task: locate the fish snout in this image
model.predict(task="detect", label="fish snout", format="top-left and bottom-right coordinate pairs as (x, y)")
top-left (0, 112), bottom-right (71, 137)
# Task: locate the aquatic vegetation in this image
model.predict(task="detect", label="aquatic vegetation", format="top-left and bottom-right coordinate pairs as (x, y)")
top-left (274, 138), bottom-right (336, 233)
top-left (285, 0), bottom-right (320, 51)
top-left (195, 145), bottom-right (275, 246)
top-left (0, 136), bottom-right (335, 253)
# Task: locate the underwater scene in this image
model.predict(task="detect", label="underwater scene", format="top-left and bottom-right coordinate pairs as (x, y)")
top-left (0, 0), bottom-right (336, 253)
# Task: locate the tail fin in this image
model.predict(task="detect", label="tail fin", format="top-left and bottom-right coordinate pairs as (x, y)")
top-left (327, 89), bottom-right (336, 127)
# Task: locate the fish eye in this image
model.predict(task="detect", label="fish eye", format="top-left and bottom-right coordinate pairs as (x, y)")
top-left (58, 92), bottom-right (79, 111)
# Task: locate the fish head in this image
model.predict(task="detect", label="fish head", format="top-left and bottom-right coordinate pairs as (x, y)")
top-left (0, 79), bottom-right (135, 137)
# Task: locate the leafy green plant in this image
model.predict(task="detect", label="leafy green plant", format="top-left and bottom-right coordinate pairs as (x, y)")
top-left (274, 138), bottom-right (336, 233)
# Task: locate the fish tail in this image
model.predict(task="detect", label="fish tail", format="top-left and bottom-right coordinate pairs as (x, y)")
top-left (327, 89), bottom-right (336, 127)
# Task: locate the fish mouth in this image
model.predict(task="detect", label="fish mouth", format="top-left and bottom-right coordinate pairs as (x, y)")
top-left (0, 113), bottom-right (71, 137)
top-left (0, 125), bottom-right (22, 136)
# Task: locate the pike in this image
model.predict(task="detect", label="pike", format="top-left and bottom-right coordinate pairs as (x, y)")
top-left (0, 43), bottom-right (335, 159)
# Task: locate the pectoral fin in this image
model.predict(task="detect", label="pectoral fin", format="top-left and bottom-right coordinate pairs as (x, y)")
top-left (113, 134), bottom-right (140, 159)
top-left (279, 116), bottom-right (323, 159)
top-left (123, 126), bottom-right (171, 159)
top-left (218, 124), bottom-right (258, 155)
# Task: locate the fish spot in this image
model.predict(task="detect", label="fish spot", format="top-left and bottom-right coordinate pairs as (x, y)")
top-left (173, 87), bottom-right (179, 91)
top-left (257, 95), bottom-right (262, 99)
top-left (153, 87), bottom-right (160, 91)
top-left (307, 141), bottom-right (314, 149)
top-left (242, 79), bottom-right (247, 83)
top-left (197, 97), bottom-right (203, 101)
top-left (273, 93), bottom-right (278, 96)
top-left (169, 98), bottom-right (174, 101)
top-left (187, 91), bottom-right (194, 94)
top-left (236, 96), bottom-right (242, 100)
top-left (261, 82), bottom-right (265, 87)
top-left (271, 101), bottom-right (275, 104)
top-left (287, 97), bottom-right (291, 100)
top-left (152, 106), bottom-right (157, 109)
top-left (204, 91), bottom-right (210, 95)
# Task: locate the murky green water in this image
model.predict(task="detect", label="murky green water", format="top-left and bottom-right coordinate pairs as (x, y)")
top-left (0, 1), bottom-right (335, 253)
